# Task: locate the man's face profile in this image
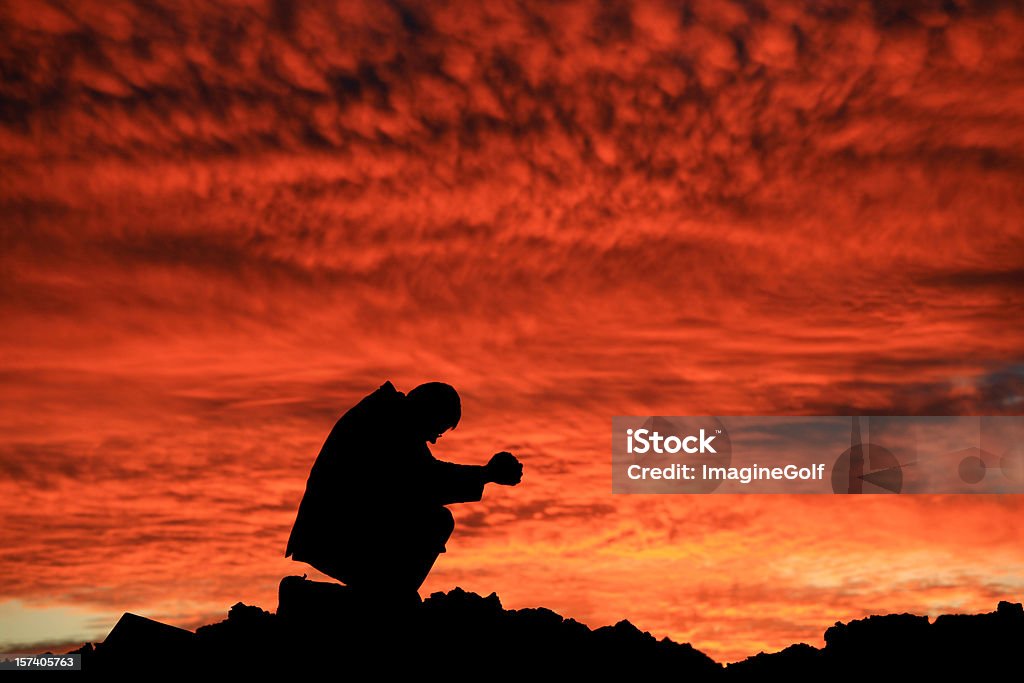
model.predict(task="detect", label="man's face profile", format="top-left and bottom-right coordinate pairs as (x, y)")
top-left (423, 417), bottom-right (458, 444)
top-left (406, 382), bottom-right (461, 445)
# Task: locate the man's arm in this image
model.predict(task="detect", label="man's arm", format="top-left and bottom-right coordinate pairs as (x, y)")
top-left (425, 451), bottom-right (523, 505)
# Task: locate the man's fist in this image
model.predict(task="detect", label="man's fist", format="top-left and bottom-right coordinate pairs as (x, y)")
top-left (486, 451), bottom-right (523, 486)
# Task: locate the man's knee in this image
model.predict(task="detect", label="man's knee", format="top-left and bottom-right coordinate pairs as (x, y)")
top-left (437, 506), bottom-right (455, 538)
top-left (428, 507), bottom-right (455, 553)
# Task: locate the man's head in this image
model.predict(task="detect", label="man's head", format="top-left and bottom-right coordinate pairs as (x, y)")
top-left (406, 382), bottom-right (461, 444)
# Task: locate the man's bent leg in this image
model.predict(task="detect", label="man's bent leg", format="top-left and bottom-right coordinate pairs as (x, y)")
top-left (357, 506), bottom-right (455, 595)
top-left (404, 506), bottom-right (455, 591)
top-left (295, 507), bottom-right (456, 596)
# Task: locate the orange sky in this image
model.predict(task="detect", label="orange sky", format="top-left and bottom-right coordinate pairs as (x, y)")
top-left (1, 0), bottom-right (1023, 663)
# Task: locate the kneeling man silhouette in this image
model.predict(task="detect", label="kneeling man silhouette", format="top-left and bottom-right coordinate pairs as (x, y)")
top-left (286, 381), bottom-right (523, 601)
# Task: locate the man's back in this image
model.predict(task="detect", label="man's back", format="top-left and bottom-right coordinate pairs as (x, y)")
top-left (285, 381), bottom-right (406, 562)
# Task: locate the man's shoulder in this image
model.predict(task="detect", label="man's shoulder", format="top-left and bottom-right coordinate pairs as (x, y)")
top-left (361, 380), bottom-right (404, 409)
top-left (375, 380), bottom-right (402, 397)
top-left (333, 381), bottom-right (404, 429)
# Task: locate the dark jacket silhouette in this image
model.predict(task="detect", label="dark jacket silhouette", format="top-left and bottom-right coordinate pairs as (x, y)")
top-left (286, 381), bottom-right (521, 595)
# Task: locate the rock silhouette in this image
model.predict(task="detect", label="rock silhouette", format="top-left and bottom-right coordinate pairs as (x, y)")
top-left (69, 577), bottom-right (1022, 677)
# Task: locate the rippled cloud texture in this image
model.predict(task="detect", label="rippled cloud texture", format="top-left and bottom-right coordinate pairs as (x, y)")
top-left (1, 0), bottom-right (1023, 662)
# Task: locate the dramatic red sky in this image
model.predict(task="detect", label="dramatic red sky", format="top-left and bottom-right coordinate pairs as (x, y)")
top-left (1, 0), bottom-right (1023, 663)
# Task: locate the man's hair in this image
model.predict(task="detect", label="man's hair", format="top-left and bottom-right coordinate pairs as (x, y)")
top-left (407, 382), bottom-right (461, 430)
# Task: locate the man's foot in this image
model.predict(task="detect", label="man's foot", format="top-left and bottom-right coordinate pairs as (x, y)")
top-left (277, 575), bottom-right (352, 621)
